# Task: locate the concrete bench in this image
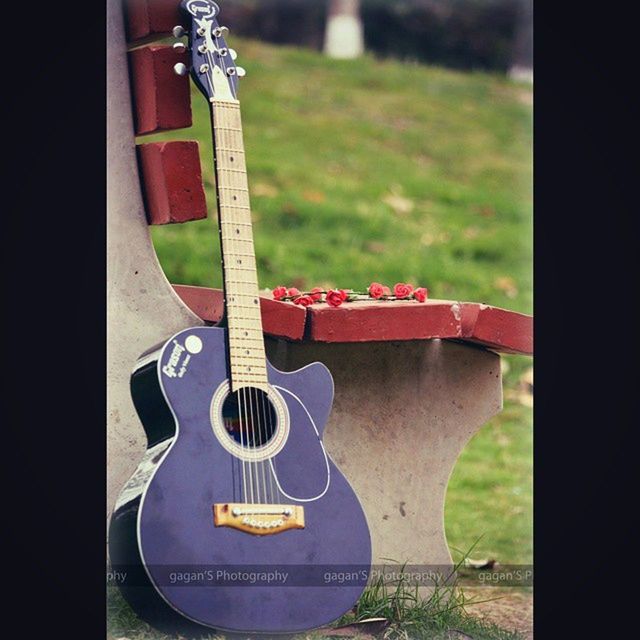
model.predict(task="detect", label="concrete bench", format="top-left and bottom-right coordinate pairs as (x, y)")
top-left (107, 0), bottom-right (533, 571)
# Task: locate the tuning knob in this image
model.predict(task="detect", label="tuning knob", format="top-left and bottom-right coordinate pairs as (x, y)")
top-left (235, 66), bottom-right (246, 77)
top-left (172, 25), bottom-right (186, 38)
top-left (173, 63), bottom-right (189, 76)
top-left (172, 42), bottom-right (186, 50)
top-left (213, 26), bottom-right (229, 37)
top-left (228, 48), bottom-right (238, 60)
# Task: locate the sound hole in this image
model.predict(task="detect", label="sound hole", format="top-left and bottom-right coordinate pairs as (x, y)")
top-left (222, 388), bottom-right (277, 448)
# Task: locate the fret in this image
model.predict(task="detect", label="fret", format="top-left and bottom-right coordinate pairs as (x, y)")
top-left (229, 364), bottom-right (267, 370)
top-left (229, 361), bottom-right (266, 367)
top-left (230, 373), bottom-right (268, 380)
top-left (230, 338), bottom-right (264, 348)
top-left (222, 252), bottom-right (260, 259)
top-left (216, 167), bottom-right (249, 174)
top-left (226, 321), bottom-right (263, 329)
top-left (224, 287), bottom-right (259, 294)
top-left (230, 363), bottom-right (268, 371)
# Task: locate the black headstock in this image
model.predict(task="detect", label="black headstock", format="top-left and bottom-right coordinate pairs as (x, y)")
top-left (174, 0), bottom-right (245, 102)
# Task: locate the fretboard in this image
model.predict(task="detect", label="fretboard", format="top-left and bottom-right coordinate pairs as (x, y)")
top-left (211, 99), bottom-right (267, 391)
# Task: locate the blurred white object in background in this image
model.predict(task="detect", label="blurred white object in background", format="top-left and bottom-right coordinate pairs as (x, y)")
top-left (508, 0), bottom-right (533, 83)
top-left (324, 0), bottom-right (364, 59)
top-left (508, 65), bottom-right (534, 83)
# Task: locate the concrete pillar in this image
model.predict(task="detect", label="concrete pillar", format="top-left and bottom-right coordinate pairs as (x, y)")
top-left (107, 0), bottom-right (203, 517)
top-left (267, 339), bottom-right (502, 565)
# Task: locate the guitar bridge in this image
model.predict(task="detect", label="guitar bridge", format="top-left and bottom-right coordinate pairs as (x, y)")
top-left (213, 503), bottom-right (305, 536)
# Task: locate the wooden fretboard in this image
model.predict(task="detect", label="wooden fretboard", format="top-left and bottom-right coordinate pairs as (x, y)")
top-left (211, 99), bottom-right (267, 392)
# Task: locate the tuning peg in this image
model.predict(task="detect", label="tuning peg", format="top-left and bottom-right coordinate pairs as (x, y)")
top-left (173, 63), bottom-right (189, 76)
top-left (235, 66), bottom-right (246, 77)
top-left (228, 48), bottom-right (238, 60)
top-left (213, 26), bottom-right (229, 37)
top-left (172, 42), bottom-right (186, 50)
top-left (172, 25), bottom-right (186, 38)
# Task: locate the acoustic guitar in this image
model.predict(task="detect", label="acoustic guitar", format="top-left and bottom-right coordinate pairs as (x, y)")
top-left (108, 0), bottom-right (372, 633)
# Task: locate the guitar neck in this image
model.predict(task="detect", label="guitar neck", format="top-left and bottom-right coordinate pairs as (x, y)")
top-left (210, 99), bottom-right (267, 391)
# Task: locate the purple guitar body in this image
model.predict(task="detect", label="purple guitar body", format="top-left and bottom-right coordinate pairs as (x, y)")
top-left (109, 326), bottom-right (372, 634)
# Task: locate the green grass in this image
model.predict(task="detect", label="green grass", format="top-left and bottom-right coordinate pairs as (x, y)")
top-left (336, 567), bottom-right (523, 640)
top-left (145, 38), bottom-right (532, 316)
top-left (446, 391), bottom-right (533, 565)
top-left (122, 38), bottom-right (532, 637)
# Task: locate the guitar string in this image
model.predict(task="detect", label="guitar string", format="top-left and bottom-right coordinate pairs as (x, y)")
top-left (206, 43), bottom-right (252, 504)
top-left (214, 28), bottom-right (267, 505)
top-left (259, 389), bottom-right (276, 503)
top-left (208, 31), bottom-right (260, 505)
top-left (207, 26), bottom-right (280, 505)
top-left (251, 385), bottom-right (267, 504)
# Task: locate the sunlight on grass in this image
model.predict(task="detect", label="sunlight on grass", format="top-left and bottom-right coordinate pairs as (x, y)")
top-left (144, 38), bottom-right (532, 315)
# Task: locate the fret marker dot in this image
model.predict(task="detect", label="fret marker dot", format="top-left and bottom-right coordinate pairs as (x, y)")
top-left (254, 299), bottom-right (258, 304)
top-left (236, 229), bottom-right (240, 234)
top-left (185, 335), bottom-right (203, 354)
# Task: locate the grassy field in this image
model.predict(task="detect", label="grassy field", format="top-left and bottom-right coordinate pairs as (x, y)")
top-left (127, 38), bottom-right (533, 636)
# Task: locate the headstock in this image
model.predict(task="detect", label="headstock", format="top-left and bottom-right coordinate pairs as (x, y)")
top-left (173, 0), bottom-right (246, 102)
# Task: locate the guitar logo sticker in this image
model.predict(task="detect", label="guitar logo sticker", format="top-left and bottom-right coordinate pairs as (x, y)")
top-left (185, 0), bottom-right (218, 20)
top-left (162, 335), bottom-right (202, 378)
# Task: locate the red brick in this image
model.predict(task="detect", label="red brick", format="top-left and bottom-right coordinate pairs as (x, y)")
top-left (129, 46), bottom-right (192, 136)
top-left (306, 299), bottom-right (533, 355)
top-left (460, 304), bottom-right (533, 355)
top-left (306, 300), bottom-right (460, 343)
top-left (173, 286), bottom-right (308, 341)
top-left (124, 0), bottom-right (183, 44)
top-left (138, 141), bottom-right (207, 224)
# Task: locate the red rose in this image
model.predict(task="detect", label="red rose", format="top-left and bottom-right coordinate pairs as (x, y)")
top-left (326, 289), bottom-right (345, 307)
top-left (272, 286), bottom-right (288, 300)
top-left (310, 287), bottom-right (324, 302)
top-left (293, 295), bottom-right (314, 307)
top-left (368, 282), bottom-right (385, 299)
top-left (394, 283), bottom-right (414, 299)
top-left (339, 289), bottom-right (349, 301)
top-left (287, 287), bottom-right (301, 298)
top-left (413, 287), bottom-right (428, 302)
